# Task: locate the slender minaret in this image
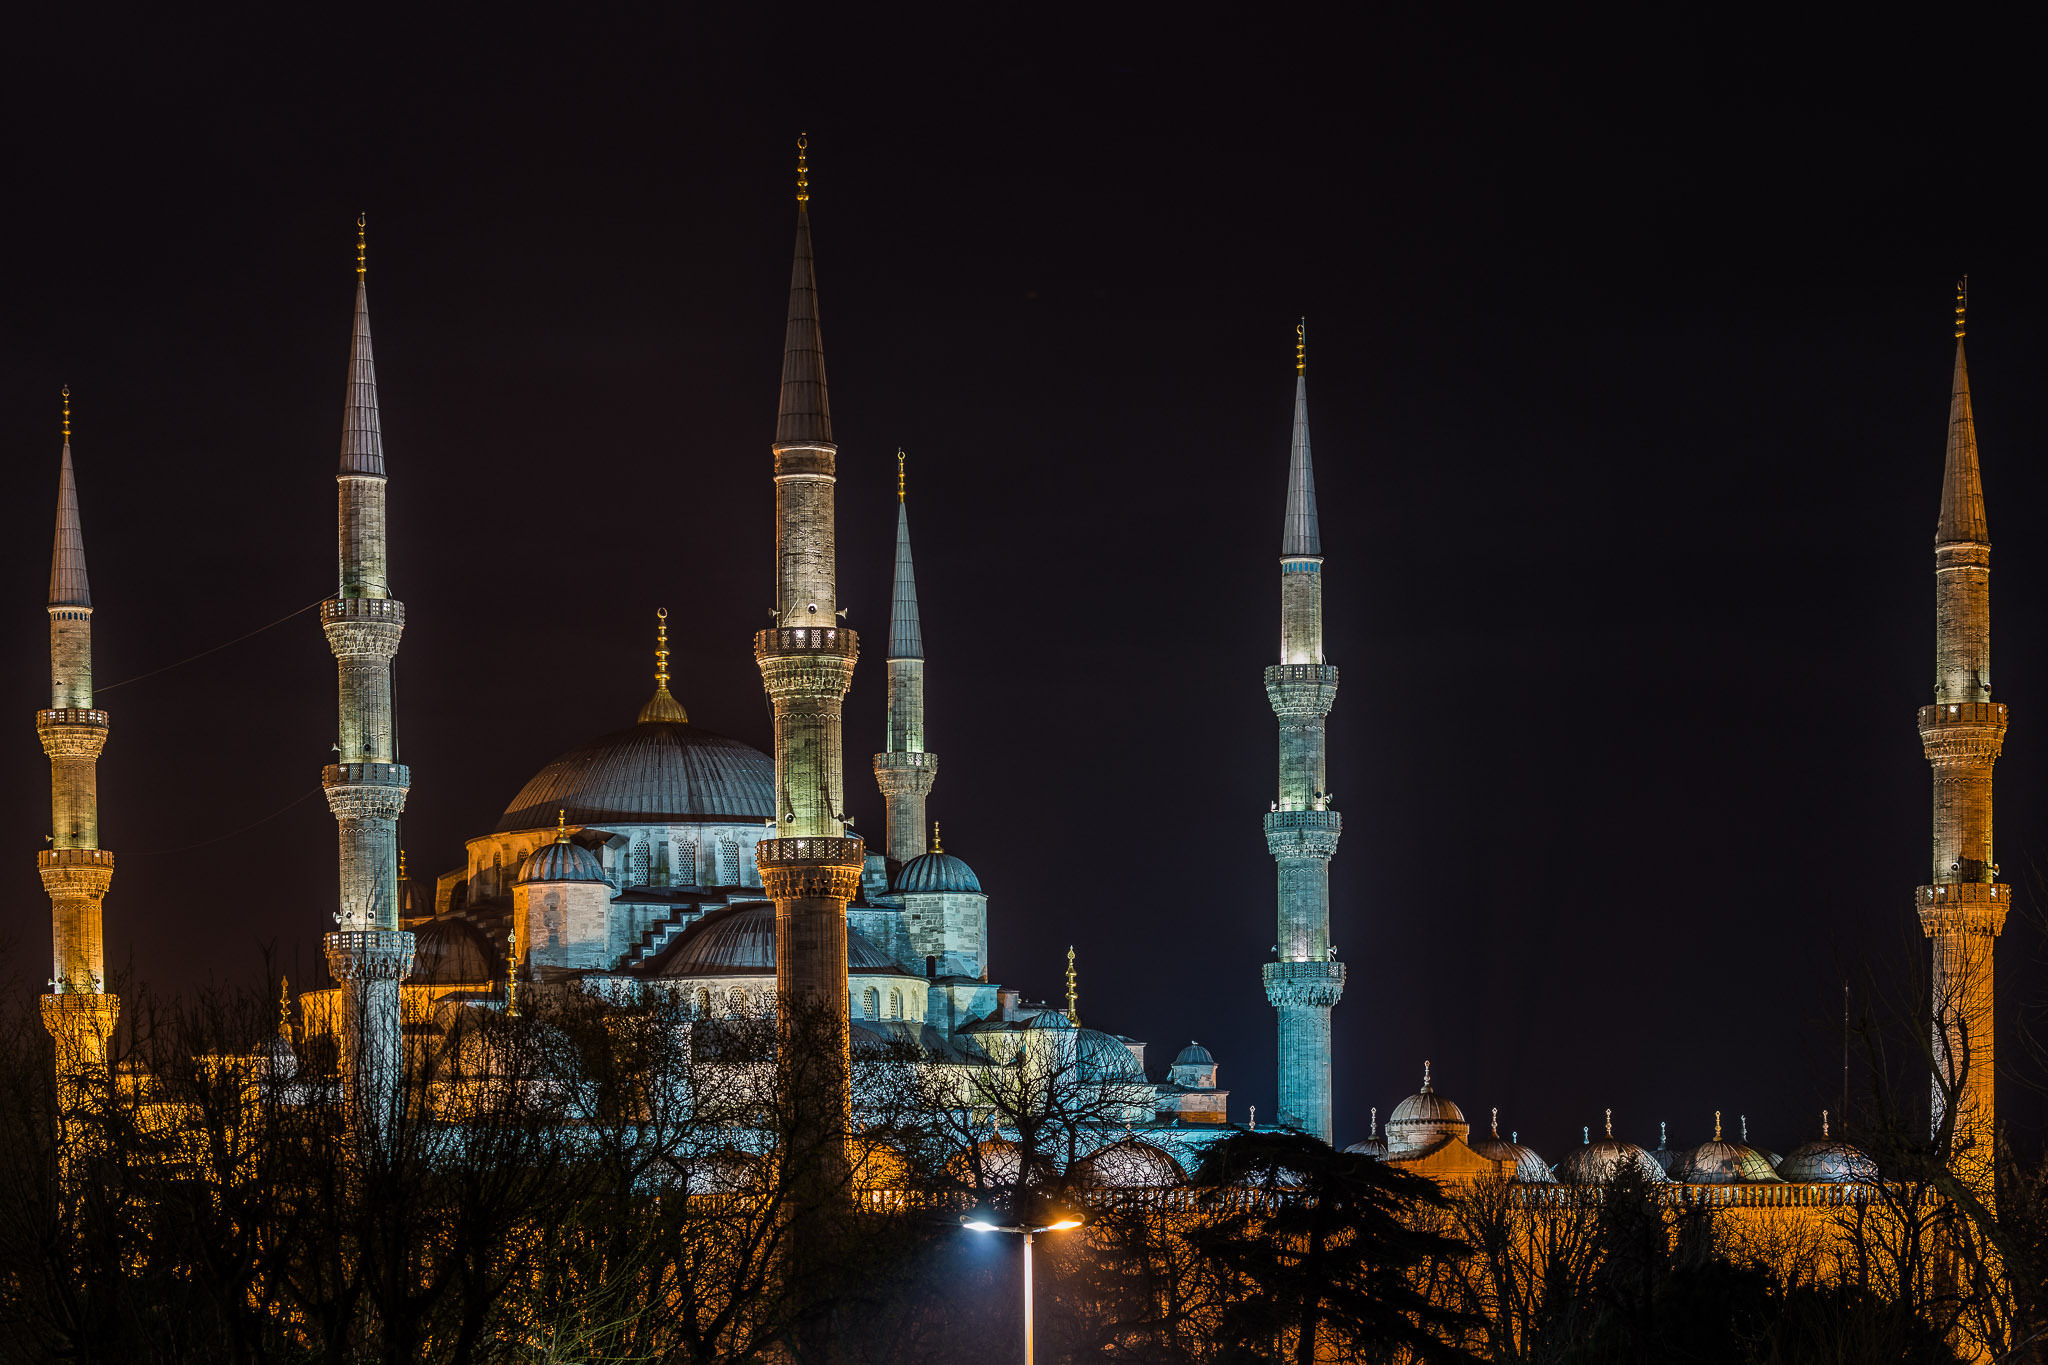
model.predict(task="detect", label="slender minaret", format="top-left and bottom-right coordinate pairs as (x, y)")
top-left (873, 450), bottom-right (936, 865)
top-left (39, 388), bottom-right (120, 1098)
top-left (754, 136), bottom-right (863, 1156)
top-left (1918, 278), bottom-right (2005, 1191)
top-left (1261, 322), bottom-right (1345, 1144)
top-left (321, 215), bottom-right (414, 1129)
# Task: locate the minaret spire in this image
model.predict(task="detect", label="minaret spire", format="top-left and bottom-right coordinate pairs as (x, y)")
top-left (755, 136), bottom-right (863, 1183)
top-left (639, 608), bottom-right (689, 723)
top-left (1263, 320), bottom-right (1345, 1144)
top-left (1919, 275), bottom-right (2005, 1199)
top-left (875, 449), bottom-right (937, 864)
top-left (39, 386), bottom-right (119, 1105)
top-left (320, 213), bottom-right (414, 1136)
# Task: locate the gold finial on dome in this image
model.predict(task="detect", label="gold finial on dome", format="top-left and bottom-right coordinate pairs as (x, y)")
top-left (1065, 945), bottom-right (1080, 1026)
top-left (1491, 1105), bottom-right (1500, 1137)
top-left (1296, 319), bottom-right (1306, 375)
top-left (1605, 1108), bottom-right (1613, 1140)
top-left (61, 386), bottom-right (70, 444)
top-left (796, 133), bottom-right (810, 207)
top-left (1955, 275), bottom-right (1968, 340)
top-left (357, 213), bottom-right (367, 281)
top-left (277, 976), bottom-right (291, 1036)
top-left (556, 809), bottom-right (568, 844)
top-left (1714, 1110), bottom-right (1723, 1143)
top-left (1422, 1059), bottom-right (1431, 1090)
top-left (1822, 1108), bottom-right (1830, 1139)
top-left (897, 448), bottom-right (906, 503)
top-left (638, 608), bottom-right (689, 724)
top-left (931, 821), bottom-right (942, 854)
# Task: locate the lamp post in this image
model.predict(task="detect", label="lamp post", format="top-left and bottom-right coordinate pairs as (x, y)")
top-left (961, 1202), bottom-right (1086, 1364)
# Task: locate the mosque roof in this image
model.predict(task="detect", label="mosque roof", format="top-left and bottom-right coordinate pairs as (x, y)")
top-left (645, 902), bottom-right (902, 978)
top-left (894, 850), bottom-right (983, 894)
top-left (1559, 1136), bottom-right (1669, 1185)
top-left (1679, 1139), bottom-right (1783, 1184)
top-left (1472, 1115), bottom-right (1555, 1183)
top-left (1344, 1136), bottom-right (1389, 1158)
top-left (517, 838), bottom-right (607, 885)
top-left (1777, 1138), bottom-right (1878, 1184)
top-left (496, 720), bottom-right (775, 832)
top-left (1077, 1029), bottom-right (1147, 1084)
top-left (406, 917), bottom-right (500, 986)
top-left (1386, 1066), bottom-right (1470, 1155)
top-left (1173, 1041), bottom-right (1215, 1067)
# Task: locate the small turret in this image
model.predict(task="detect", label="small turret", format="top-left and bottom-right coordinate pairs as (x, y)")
top-left (875, 450), bottom-right (938, 864)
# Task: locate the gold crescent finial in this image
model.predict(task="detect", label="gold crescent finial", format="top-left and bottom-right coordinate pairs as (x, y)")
top-left (1605, 1107), bottom-right (1613, 1140)
top-left (1714, 1109), bottom-right (1722, 1142)
top-left (1296, 319), bottom-right (1306, 375)
top-left (1065, 945), bottom-right (1080, 1026)
top-left (931, 821), bottom-right (942, 853)
top-left (556, 808), bottom-right (568, 843)
top-left (398, 848), bottom-right (407, 882)
top-left (1954, 275), bottom-right (1968, 340)
top-left (61, 386), bottom-right (70, 444)
top-left (796, 133), bottom-right (810, 207)
top-left (1423, 1059), bottom-right (1431, 1089)
top-left (897, 449), bottom-right (906, 503)
top-left (655, 607), bottom-right (671, 689)
top-left (357, 213), bottom-right (367, 281)
top-left (1822, 1108), bottom-right (1830, 1139)
top-left (278, 975), bottom-right (291, 1034)
top-left (1491, 1105), bottom-right (1499, 1137)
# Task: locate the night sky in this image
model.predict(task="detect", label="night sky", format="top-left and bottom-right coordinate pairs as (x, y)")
top-left (3, 8), bottom-right (2044, 1159)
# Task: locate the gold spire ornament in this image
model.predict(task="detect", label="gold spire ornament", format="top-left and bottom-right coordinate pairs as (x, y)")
top-left (637, 608), bottom-right (689, 723)
top-left (897, 449), bottom-right (906, 503)
top-left (277, 976), bottom-right (291, 1036)
top-left (1955, 275), bottom-right (1968, 340)
top-left (61, 385), bottom-right (70, 443)
top-left (931, 821), bottom-right (942, 854)
top-left (398, 849), bottom-right (408, 882)
top-left (796, 133), bottom-right (809, 206)
top-left (1714, 1109), bottom-right (1723, 1143)
top-left (556, 808), bottom-right (569, 844)
top-left (1605, 1108), bottom-right (1613, 1140)
top-left (1296, 318), bottom-right (1306, 375)
top-left (357, 213), bottom-right (367, 281)
top-left (655, 607), bottom-right (671, 688)
top-left (1065, 945), bottom-right (1080, 1026)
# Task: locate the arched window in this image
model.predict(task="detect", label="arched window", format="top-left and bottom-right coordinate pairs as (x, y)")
top-left (676, 838), bottom-right (699, 886)
top-left (862, 988), bottom-right (879, 1020)
top-left (888, 989), bottom-right (903, 1021)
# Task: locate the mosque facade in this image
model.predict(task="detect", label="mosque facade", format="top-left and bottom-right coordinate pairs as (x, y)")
top-left (28, 147), bottom-right (1998, 1201)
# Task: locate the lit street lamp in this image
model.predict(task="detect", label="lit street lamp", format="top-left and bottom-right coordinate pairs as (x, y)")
top-left (960, 1202), bottom-right (1087, 1364)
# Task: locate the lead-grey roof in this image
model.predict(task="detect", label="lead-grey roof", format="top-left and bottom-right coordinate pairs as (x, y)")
top-left (496, 720), bottom-right (775, 832)
top-left (405, 917), bottom-right (500, 986)
top-left (1938, 341), bottom-right (1987, 544)
top-left (339, 280), bottom-right (385, 477)
top-left (648, 902), bottom-right (900, 977)
top-left (775, 207), bottom-right (832, 447)
top-left (49, 443), bottom-right (89, 608)
top-left (1281, 373), bottom-right (1321, 557)
top-left (888, 499), bottom-right (923, 659)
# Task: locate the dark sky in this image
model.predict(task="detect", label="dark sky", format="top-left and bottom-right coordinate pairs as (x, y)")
top-left (3, 7), bottom-right (2044, 1158)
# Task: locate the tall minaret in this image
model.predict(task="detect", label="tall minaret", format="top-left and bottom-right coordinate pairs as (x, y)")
top-left (754, 136), bottom-right (863, 1153)
top-left (321, 216), bottom-right (414, 1128)
top-left (873, 450), bottom-right (936, 865)
top-left (1918, 278), bottom-right (2006, 1191)
top-left (39, 388), bottom-right (120, 1097)
top-left (1261, 322), bottom-right (1346, 1144)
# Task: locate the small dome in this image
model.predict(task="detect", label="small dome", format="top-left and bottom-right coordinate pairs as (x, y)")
top-left (1678, 1139), bottom-right (1783, 1184)
top-left (1077, 1029), bottom-right (1146, 1084)
top-left (255, 1029), bottom-right (297, 1080)
top-left (1021, 1009), bottom-right (1076, 1031)
top-left (497, 720), bottom-right (774, 832)
top-left (518, 838), bottom-right (607, 885)
top-left (1344, 1136), bottom-right (1389, 1159)
top-left (651, 902), bottom-right (899, 977)
top-left (1560, 1137), bottom-right (1669, 1185)
top-left (1078, 1139), bottom-right (1185, 1188)
top-left (895, 849), bottom-right (983, 894)
top-left (1472, 1131), bottom-right (1557, 1184)
top-left (1386, 1066), bottom-right (1469, 1154)
top-left (406, 917), bottom-right (499, 986)
top-left (1173, 1041), bottom-right (1215, 1067)
top-left (1778, 1139), bottom-right (1877, 1184)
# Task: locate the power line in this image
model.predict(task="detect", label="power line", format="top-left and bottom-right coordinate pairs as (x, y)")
top-left (97, 596), bottom-right (326, 695)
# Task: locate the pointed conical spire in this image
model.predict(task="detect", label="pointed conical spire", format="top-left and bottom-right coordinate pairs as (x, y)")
top-left (50, 387), bottom-right (90, 608)
top-left (775, 135), bottom-right (832, 447)
top-left (1282, 321), bottom-right (1321, 557)
top-left (1938, 279), bottom-right (1985, 544)
top-left (340, 214), bottom-right (385, 477)
top-left (889, 451), bottom-right (924, 659)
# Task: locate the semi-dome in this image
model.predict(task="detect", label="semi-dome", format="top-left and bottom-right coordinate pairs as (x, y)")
top-left (496, 720), bottom-right (774, 832)
top-left (651, 903), bottom-right (899, 977)
top-left (517, 838), bottom-right (607, 885)
top-left (406, 917), bottom-right (500, 986)
top-left (1173, 1041), bottom-right (1215, 1067)
top-left (1559, 1119), bottom-right (1670, 1185)
top-left (895, 849), bottom-right (983, 894)
top-left (1386, 1065), bottom-right (1469, 1154)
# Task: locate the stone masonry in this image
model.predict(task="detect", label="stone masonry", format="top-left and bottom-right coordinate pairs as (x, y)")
top-left (1920, 298), bottom-right (2004, 1196)
top-left (1262, 336), bottom-right (1345, 1144)
top-left (322, 224), bottom-right (415, 1131)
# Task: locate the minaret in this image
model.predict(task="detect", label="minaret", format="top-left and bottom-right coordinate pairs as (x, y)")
top-left (321, 216), bottom-right (414, 1129)
top-left (1918, 278), bottom-right (2005, 1191)
top-left (39, 387), bottom-right (120, 1097)
top-left (873, 450), bottom-right (936, 865)
top-left (754, 136), bottom-right (863, 1157)
top-left (1261, 322), bottom-right (1345, 1144)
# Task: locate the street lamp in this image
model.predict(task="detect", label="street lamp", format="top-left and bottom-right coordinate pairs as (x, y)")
top-left (960, 1201), bottom-right (1087, 1364)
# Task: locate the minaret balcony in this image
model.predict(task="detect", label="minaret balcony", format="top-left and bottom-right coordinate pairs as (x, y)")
top-left (1265, 808), bottom-right (1341, 859)
top-left (755, 626), bottom-right (859, 660)
top-left (321, 597), bottom-right (405, 625)
top-left (1262, 959), bottom-right (1346, 1009)
top-left (37, 708), bottom-right (108, 728)
top-left (1918, 702), bottom-right (2007, 764)
top-left (756, 835), bottom-right (866, 902)
top-left (37, 709), bottom-right (109, 759)
top-left (1917, 882), bottom-right (2009, 939)
top-left (1264, 664), bottom-right (1339, 717)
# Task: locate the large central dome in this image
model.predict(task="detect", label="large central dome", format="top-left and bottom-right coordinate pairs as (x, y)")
top-left (497, 719), bottom-right (775, 832)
